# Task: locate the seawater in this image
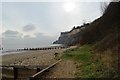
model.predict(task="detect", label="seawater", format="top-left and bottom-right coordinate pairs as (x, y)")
top-left (1, 44), bottom-right (62, 55)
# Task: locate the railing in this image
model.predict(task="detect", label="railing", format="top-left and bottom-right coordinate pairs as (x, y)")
top-left (1, 65), bottom-right (44, 80)
top-left (29, 59), bottom-right (61, 80)
top-left (1, 59), bottom-right (62, 80)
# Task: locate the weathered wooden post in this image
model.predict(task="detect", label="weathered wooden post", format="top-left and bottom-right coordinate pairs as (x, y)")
top-left (28, 68), bottom-right (41, 80)
top-left (13, 67), bottom-right (18, 80)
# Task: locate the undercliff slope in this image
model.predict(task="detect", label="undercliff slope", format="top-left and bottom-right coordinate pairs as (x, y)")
top-left (79, 2), bottom-right (120, 52)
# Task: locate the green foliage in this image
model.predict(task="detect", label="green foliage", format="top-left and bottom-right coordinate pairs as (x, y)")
top-left (62, 45), bottom-right (94, 62)
top-left (62, 45), bottom-right (118, 78)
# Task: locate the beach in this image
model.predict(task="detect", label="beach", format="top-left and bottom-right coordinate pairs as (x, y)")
top-left (1, 46), bottom-right (77, 79)
top-left (1, 48), bottom-right (66, 66)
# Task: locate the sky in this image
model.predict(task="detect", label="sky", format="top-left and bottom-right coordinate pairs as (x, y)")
top-left (0, 0), bottom-right (110, 49)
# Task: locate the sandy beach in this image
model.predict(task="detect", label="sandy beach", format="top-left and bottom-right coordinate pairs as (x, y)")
top-left (1, 49), bottom-right (66, 66)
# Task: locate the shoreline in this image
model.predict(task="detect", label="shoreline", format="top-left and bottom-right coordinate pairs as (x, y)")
top-left (1, 50), bottom-right (27, 56)
top-left (1, 44), bottom-right (67, 56)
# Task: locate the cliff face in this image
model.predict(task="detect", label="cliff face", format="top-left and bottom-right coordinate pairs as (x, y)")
top-left (53, 24), bottom-right (89, 45)
top-left (53, 27), bottom-right (81, 45)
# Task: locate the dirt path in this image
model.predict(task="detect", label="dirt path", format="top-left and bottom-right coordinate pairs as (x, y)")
top-left (46, 59), bottom-right (77, 78)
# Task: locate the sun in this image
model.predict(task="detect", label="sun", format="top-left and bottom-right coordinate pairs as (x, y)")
top-left (64, 2), bottom-right (76, 12)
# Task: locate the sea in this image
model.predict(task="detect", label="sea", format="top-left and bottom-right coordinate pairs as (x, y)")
top-left (0, 44), bottom-right (62, 55)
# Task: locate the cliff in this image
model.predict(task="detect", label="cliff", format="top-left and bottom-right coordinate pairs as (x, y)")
top-left (79, 2), bottom-right (120, 52)
top-left (53, 24), bottom-right (89, 45)
top-left (54, 2), bottom-right (120, 52)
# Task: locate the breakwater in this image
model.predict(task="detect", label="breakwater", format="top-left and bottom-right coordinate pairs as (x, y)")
top-left (17, 45), bottom-right (68, 51)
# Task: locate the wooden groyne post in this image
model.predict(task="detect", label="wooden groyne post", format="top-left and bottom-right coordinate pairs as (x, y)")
top-left (13, 67), bottom-right (18, 80)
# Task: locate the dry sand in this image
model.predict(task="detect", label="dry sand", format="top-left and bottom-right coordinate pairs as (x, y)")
top-left (1, 49), bottom-right (66, 66)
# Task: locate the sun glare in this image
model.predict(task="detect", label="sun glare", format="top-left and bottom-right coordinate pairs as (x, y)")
top-left (64, 2), bottom-right (76, 12)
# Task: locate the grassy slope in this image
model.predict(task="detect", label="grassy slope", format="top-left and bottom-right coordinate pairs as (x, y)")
top-left (61, 45), bottom-right (118, 78)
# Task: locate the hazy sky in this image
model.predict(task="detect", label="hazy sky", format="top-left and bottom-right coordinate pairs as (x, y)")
top-left (1, 1), bottom-right (108, 48)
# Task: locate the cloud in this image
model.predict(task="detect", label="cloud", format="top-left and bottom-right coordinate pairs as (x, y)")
top-left (34, 32), bottom-right (56, 44)
top-left (2, 30), bottom-right (22, 37)
top-left (23, 24), bottom-right (36, 32)
top-left (2, 31), bottom-right (56, 49)
top-left (2, 30), bottom-right (23, 49)
top-left (34, 33), bottom-right (44, 37)
top-left (24, 35), bottom-right (31, 38)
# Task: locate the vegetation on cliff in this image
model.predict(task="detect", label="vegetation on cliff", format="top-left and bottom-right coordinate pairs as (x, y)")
top-left (54, 2), bottom-right (120, 51)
